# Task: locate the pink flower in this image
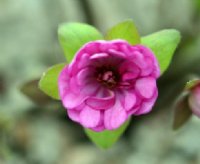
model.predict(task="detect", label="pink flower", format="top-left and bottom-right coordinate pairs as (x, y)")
top-left (58, 40), bottom-right (160, 131)
top-left (188, 84), bottom-right (200, 117)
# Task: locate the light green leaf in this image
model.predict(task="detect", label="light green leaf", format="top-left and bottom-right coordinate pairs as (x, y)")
top-left (105, 20), bottom-right (141, 45)
top-left (84, 119), bottom-right (130, 149)
top-left (39, 63), bottom-right (66, 100)
top-left (58, 23), bottom-right (103, 62)
top-left (141, 29), bottom-right (181, 74)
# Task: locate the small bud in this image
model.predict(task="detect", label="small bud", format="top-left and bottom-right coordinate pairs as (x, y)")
top-left (187, 80), bottom-right (200, 117)
top-left (173, 92), bottom-right (192, 130)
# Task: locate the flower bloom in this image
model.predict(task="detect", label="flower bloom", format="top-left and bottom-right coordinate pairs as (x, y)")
top-left (58, 40), bottom-right (160, 131)
top-left (188, 83), bottom-right (200, 117)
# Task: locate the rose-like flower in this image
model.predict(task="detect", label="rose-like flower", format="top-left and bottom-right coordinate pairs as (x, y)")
top-left (188, 83), bottom-right (200, 117)
top-left (58, 40), bottom-right (160, 131)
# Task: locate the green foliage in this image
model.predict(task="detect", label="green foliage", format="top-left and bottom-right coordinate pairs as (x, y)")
top-left (84, 119), bottom-right (130, 149)
top-left (39, 63), bottom-right (65, 100)
top-left (58, 23), bottom-right (103, 62)
top-left (105, 20), bottom-right (141, 45)
top-left (141, 29), bottom-right (181, 74)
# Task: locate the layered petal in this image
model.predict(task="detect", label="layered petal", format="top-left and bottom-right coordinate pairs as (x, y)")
top-left (80, 107), bottom-right (101, 128)
top-left (85, 92), bottom-right (115, 110)
top-left (135, 77), bottom-right (156, 99)
top-left (123, 91), bottom-right (137, 111)
top-left (104, 100), bottom-right (127, 130)
top-left (62, 92), bottom-right (87, 109)
top-left (58, 40), bottom-right (160, 131)
top-left (67, 109), bottom-right (80, 122)
top-left (134, 90), bottom-right (158, 115)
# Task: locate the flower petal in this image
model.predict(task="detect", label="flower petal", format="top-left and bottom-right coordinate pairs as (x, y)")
top-left (123, 91), bottom-right (136, 111)
top-left (90, 125), bottom-right (105, 132)
top-left (77, 53), bottom-right (91, 70)
top-left (137, 45), bottom-right (160, 78)
top-left (80, 107), bottom-right (101, 128)
top-left (81, 83), bottom-right (100, 96)
top-left (140, 57), bottom-right (154, 76)
top-left (62, 92), bottom-right (86, 109)
top-left (122, 72), bottom-right (139, 81)
top-left (90, 53), bottom-right (109, 60)
top-left (135, 77), bottom-right (156, 99)
top-left (108, 49), bottom-right (125, 58)
top-left (104, 101), bottom-right (127, 130)
top-left (58, 65), bottom-right (70, 98)
top-left (85, 92), bottom-right (115, 110)
top-left (132, 51), bottom-right (146, 68)
top-left (67, 109), bottom-right (80, 122)
top-left (188, 87), bottom-right (200, 117)
top-left (134, 90), bottom-right (158, 115)
top-left (76, 67), bottom-right (94, 86)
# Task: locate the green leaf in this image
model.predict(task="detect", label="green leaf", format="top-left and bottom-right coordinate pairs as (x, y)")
top-left (141, 29), bottom-right (181, 74)
top-left (84, 119), bottom-right (130, 149)
top-left (105, 20), bottom-right (141, 45)
top-left (39, 63), bottom-right (65, 100)
top-left (58, 23), bottom-right (103, 62)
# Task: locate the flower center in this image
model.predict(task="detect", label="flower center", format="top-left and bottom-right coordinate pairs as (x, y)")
top-left (97, 70), bottom-right (119, 89)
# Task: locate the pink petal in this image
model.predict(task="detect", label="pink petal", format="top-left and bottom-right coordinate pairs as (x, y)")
top-left (62, 93), bottom-right (86, 109)
top-left (91, 125), bottom-right (105, 132)
top-left (188, 87), bottom-right (200, 117)
top-left (62, 82), bottom-right (99, 109)
top-left (84, 42), bottom-right (100, 54)
top-left (123, 91), bottom-right (137, 111)
top-left (140, 57), bottom-right (153, 76)
top-left (81, 83), bottom-right (100, 96)
top-left (108, 49), bottom-right (125, 58)
top-left (134, 90), bottom-right (158, 115)
top-left (132, 51), bottom-right (146, 68)
top-left (58, 65), bottom-right (70, 98)
top-left (90, 53), bottom-right (109, 59)
top-left (135, 77), bottom-right (156, 99)
top-left (119, 61), bottom-right (140, 76)
top-left (120, 44), bottom-right (132, 56)
top-left (89, 112), bottom-right (104, 131)
top-left (99, 42), bottom-right (111, 51)
top-left (127, 106), bottom-right (140, 115)
top-left (85, 92), bottom-right (115, 110)
top-left (77, 53), bottom-right (91, 70)
top-left (192, 86), bottom-right (200, 100)
top-left (104, 101), bottom-right (127, 130)
top-left (67, 109), bottom-right (80, 122)
top-left (122, 72), bottom-right (139, 81)
top-left (80, 107), bottom-right (101, 128)
top-left (76, 67), bottom-right (94, 86)
top-left (69, 77), bottom-right (80, 94)
top-left (137, 45), bottom-right (160, 78)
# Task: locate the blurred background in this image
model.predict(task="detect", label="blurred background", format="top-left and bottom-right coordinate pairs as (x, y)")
top-left (0, 0), bottom-right (200, 164)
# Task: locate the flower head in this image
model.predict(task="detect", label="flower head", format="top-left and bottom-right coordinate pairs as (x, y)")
top-left (58, 40), bottom-right (160, 131)
top-left (188, 83), bottom-right (200, 117)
